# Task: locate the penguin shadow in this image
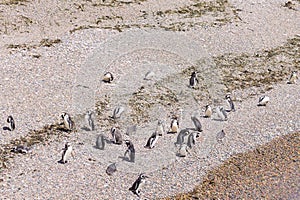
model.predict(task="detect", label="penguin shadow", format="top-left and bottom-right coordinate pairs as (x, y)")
top-left (118, 156), bottom-right (134, 163)
top-left (3, 126), bottom-right (11, 131)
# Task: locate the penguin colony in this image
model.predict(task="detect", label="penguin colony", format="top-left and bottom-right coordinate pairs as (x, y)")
top-left (3, 70), bottom-right (297, 198)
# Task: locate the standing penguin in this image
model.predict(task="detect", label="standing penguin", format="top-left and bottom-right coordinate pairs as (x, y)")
top-left (7, 115), bottom-right (15, 131)
top-left (175, 129), bottom-right (189, 147)
top-left (95, 134), bottom-right (106, 150)
top-left (216, 130), bottom-right (226, 142)
top-left (191, 116), bottom-right (203, 132)
top-left (124, 140), bottom-right (135, 162)
top-left (225, 94), bottom-right (236, 112)
top-left (257, 95), bottom-right (270, 106)
top-left (187, 132), bottom-right (198, 149)
top-left (58, 142), bottom-right (73, 164)
top-left (129, 173), bottom-right (149, 197)
top-left (111, 106), bottom-right (125, 119)
top-left (110, 127), bottom-right (123, 145)
top-left (85, 110), bottom-right (95, 131)
top-left (61, 112), bottom-right (74, 131)
top-left (155, 120), bottom-right (165, 136)
top-left (144, 132), bottom-right (159, 149)
top-left (216, 106), bottom-right (228, 121)
top-left (204, 105), bottom-right (212, 118)
top-left (189, 71), bottom-right (198, 88)
top-left (102, 72), bottom-right (114, 83)
top-left (287, 71), bottom-right (297, 84)
top-left (168, 118), bottom-right (179, 134)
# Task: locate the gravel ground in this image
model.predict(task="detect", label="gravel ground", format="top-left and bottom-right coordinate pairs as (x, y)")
top-left (0, 0), bottom-right (299, 199)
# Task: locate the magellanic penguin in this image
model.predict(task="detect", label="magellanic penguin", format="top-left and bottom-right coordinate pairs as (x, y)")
top-left (191, 116), bottom-right (203, 132)
top-left (58, 142), bottom-right (73, 164)
top-left (175, 129), bottom-right (189, 147)
top-left (155, 120), bottom-right (165, 136)
top-left (129, 173), bottom-right (149, 197)
top-left (225, 94), bottom-right (236, 112)
top-left (168, 118), bottom-right (179, 134)
top-left (95, 134), bottom-right (106, 150)
top-left (216, 130), bottom-right (225, 142)
top-left (144, 131), bottom-right (159, 149)
top-left (85, 110), bottom-right (95, 131)
top-left (189, 71), bottom-right (198, 88)
top-left (187, 132), bottom-right (199, 149)
top-left (106, 162), bottom-right (117, 176)
top-left (102, 72), bottom-right (114, 83)
top-left (111, 106), bottom-right (124, 119)
top-left (110, 127), bottom-right (123, 145)
top-left (124, 140), bottom-right (135, 162)
top-left (216, 106), bottom-right (228, 121)
top-left (11, 145), bottom-right (31, 154)
top-left (7, 115), bottom-right (15, 131)
top-left (287, 71), bottom-right (297, 84)
top-left (257, 95), bottom-right (270, 106)
top-left (204, 105), bottom-right (212, 118)
top-left (61, 112), bottom-right (74, 131)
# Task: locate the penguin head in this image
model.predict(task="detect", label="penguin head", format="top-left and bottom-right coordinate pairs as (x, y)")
top-left (139, 173), bottom-right (148, 179)
top-left (125, 140), bottom-right (131, 147)
top-left (7, 115), bottom-right (13, 123)
top-left (110, 127), bottom-right (116, 134)
top-left (65, 142), bottom-right (71, 149)
top-left (191, 71), bottom-right (197, 77)
top-left (61, 112), bottom-right (67, 119)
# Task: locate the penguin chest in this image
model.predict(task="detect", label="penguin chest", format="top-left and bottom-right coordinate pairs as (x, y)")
top-left (205, 108), bottom-right (212, 117)
top-left (171, 122), bottom-right (178, 133)
top-left (63, 147), bottom-right (72, 161)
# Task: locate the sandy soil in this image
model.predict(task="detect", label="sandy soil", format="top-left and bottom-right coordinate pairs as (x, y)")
top-left (0, 0), bottom-right (299, 199)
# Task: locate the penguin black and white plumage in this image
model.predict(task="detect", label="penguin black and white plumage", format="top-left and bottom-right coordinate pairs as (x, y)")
top-left (111, 106), bottom-right (124, 119)
top-left (177, 144), bottom-right (188, 157)
top-left (155, 120), bottom-right (165, 136)
top-left (191, 116), bottom-right (203, 132)
top-left (144, 132), bottom-right (159, 149)
top-left (61, 112), bottom-right (74, 131)
top-left (168, 118), bottom-right (179, 134)
top-left (11, 145), bottom-right (31, 154)
top-left (225, 94), bottom-right (236, 112)
top-left (7, 115), bottom-right (15, 131)
top-left (85, 110), bottom-right (95, 131)
top-left (124, 140), bottom-right (135, 162)
top-left (106, 163), bottom-right (117, 176)
top-left (216, 106), bottom-right (228, 121)
top-left (102, 72), bottom-right (114, 83)
top-left (216, 130), bottom-right (225, 142)
top-left (287, 71), bottom-right (297, 84)
top-left (58, 142), bottom-right (73, 164)
top-left (189, 71), bottom-right (198, 88)
top-left (110, 127), bottom-right (123, 145)
top-left (95, 134), bottom-right (106, 150)
top-left (204, 105), bottom-right (212, 118)
top-left (257, 95), bottom-right (270, 106)
top-left (175, 129), bottom-right (189, 147)
top-left (187, 132), bottom-right (198, 149)
top-left (129, 173), bottom-right (148, 197)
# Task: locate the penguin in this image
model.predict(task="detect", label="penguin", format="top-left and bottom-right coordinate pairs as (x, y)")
top-left (11, 145), bottom-right (31, 154)
top-left (189, 71), bottom-right (198, 88)
top-left (168, 118), bottom-right (179, 134)
top-left (287, 71), bottom-right (297, 84)
top-left (225, 94), bottom-right (236, 112)
top-left (58, 142), bottom-right (73, 164)
top-left (7, 115), bottom-right (15, 131)
top-left (85, 110), bottom-right (95, 131)
top-left (110, 127), bottom-right (123, 145)
top-left (187, 132), bottom-right (198, 149)
top-left (102, 72), bottom-right (114, 83)
top-left (191, 116), bottom-right (203, 132)
top-left (129, 173), bottom-right (148, 197)
top-left (155, 120), bottom-right (165, 136)
top-left (216, 130), bottom-right (225, 142)
top-left (95, 134), bottom-right (106, 150)
top-left (61, 112), bottom-right (73, 131)
top-left (204, 105), bottom-right (212, 118)
top-left (175, 129), bottom-right (189, 146)
top-left (111, 106), bottom-right (124, 119)
top-left (216, 106), bottom-right (228, 121)
top-left (257, 95), bottom-right (270, 106)
top-left (144, 131), bottom-right (159, 149)
top-left (177, 144), bottom-right (188, 157)
top-left (106, 163), bottom-right (117, 176)
top-left (144, 70), bottom-right (155, 80)
top-left (124, 140), bottom-right (135, 162)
